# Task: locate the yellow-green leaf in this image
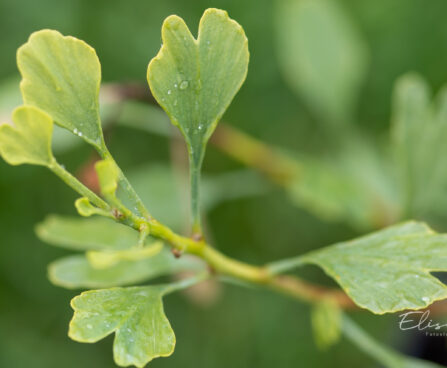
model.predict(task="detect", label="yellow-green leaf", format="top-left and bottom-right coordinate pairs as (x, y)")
top-left (48, 249), bottom-right (203, 289)
top-left (311, 299), bottom-right (341, 349)
top-left (17, 30), bottom-right (104, 148)
top-left (95, 159), bottom-right (119, 198)
top-left (75, 197), bottom-right (114, 219)
top-left (36, 216), bottom-right (139, 251)
top-left (0, 106), bottom-right (54, 167)
top-left (86, 241), bottom-right (163, 269)
top-left (69, 286), bottom-right (175, 367)
top-left (147, 8), bottom-right (249, 164)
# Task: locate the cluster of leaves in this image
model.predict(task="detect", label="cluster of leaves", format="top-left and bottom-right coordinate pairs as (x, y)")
top-left (0, 8), bottom-right (251, 367)
top-left (2, 5), bottom-right (447, 368)
top-left (276, 0), bottom-right (447, 231)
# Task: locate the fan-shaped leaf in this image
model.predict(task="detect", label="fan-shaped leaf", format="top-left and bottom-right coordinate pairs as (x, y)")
top-left (17, 30), bottom-right (104, 148)
top-left (69, 286), bottom-right (175, 367)
top-left (0, 106), bottom-right (54, 166)
top-left (147, 8), bottom-right (249, 165)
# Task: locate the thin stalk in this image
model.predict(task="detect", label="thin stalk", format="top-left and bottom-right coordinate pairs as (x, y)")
top-left (187, 139), bottom-right (205, 237)
top-left (189, 158), bottom-right (203, 236)
top-left (50, 161), bottom-right (109, 210)
top-left (165, 271), bottom-right (210, 294)
top-left (341, 314), bottom-right (403, 367)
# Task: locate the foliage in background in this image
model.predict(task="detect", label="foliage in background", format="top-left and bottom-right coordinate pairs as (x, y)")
top-left (1, 1), bottom-right (447, 368)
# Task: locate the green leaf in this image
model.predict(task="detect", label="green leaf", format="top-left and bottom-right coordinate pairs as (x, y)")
top-left (48, 248), bottom-right (204, 289)
top-left (342, 314), bottom-right (444, 368)
top-left (148, 8), bottom-right (249, 232)
top-left (276, 0), bottom-right (368, 124)
top-left (301, 222), bottom-right (447, 313)
top-left (69, 285), bottom-right (175, 367)
top-left (269, 221), bottom-right (447, 314)
top-left (311, 299), bottom-right (341, 349)
top-left (287, 138), bottom-right (399, 230)
top-left (36, 216), bottom-right (139, 251)
top-left (75, 197), bottom-right (114, 219)
top-left (0, 106), bottom-right (54, 166)
top-left (86, 241), bottom-right (163, 269)
top-left (391, 73), bottom-right (447, 219)
top-left (95, 159), bottom-right (119, 198)
top-left (147, 8), bottom-right (249, 161)
top-left (17, 30), bottom-right (104, 149)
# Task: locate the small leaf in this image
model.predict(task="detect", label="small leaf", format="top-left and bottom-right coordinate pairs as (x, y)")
top-left (36, 215), bottom-right (139, 251)
top-left (48, 249), bottom-right (204, 289)
top-left (311, 299), bottom-right (341, 349)
top-left (95, 159), bottom-right (119, 198)
top-left (17, 30), bottom-right (104, 148)
top-left (75, 197), bottom-right (114, 219)
top-left (300, 222), bottom-right (447, 314)
top-left (276, 0), bottom-right (368, 124)
top-left (147, 8), bottom-right (249, 164)
top-left (391, 73), bottom-right (447, 219)
top-left (69, 285), bottom-right (175, 367)
top-left (86, 241), bottom-right (163, 269)
top-left (0, 106), bottom-right (54, 166)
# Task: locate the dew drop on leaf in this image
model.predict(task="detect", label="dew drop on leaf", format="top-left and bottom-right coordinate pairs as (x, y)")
top-left (179, 80), bottom-right (189, 90)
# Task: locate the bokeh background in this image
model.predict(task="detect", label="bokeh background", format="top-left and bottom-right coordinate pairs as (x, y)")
top-left (1, 0), bottom-right (447, 367)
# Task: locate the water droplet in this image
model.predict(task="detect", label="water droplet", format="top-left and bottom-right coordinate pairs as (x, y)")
top-left (422, 296), bottom-right (430, 303)
top-left (73, 128), bottom-right (78, 134)
top-left (174, 100), bottom-right (178, 106)
top-left (174, 83), bottom-right (178, 88)
top-left (179, 81), bottom-right (189, 90)
top-left (60, 164), bottom-right (66, 170)
top-left (127, 328), bottom-right (132, 333)
top-left (87, 324), bottom-right (93, 329)
top-left (78, 132), bottom-right (83, 137)
top-left (197, 124), bottom-right (204, 131)
top-left (206, 40), bottom-right (210, 46)
top-left (167, 90), bottom-right (172, 95)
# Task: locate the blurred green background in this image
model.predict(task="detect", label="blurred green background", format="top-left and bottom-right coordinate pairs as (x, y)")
top-left (1, 0), bottom-right (447, 367)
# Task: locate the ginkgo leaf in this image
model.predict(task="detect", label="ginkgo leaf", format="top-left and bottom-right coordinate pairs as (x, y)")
top-left (69, 285), bottom-right (175, 367)
top-left (147, 8), bottom-right (249, 165)
top-left (270, 221), bottom-right (447, 314)
top-left (17, 29), bottom-right (104, 149)
top-left (36, 216), bottom-right (140, 251)
top-left (0, 106), bottom-right (54, 166)
top-left (391, 73), bottom-right (447, 220)
top-left (75, 197), bottom-right (114, 219)
top-left (86, 241), bottom-right (163, 269)
top-left (48, 249), bottom-right (204, 289)
top-left (276, 0), bottom-right (368, 125)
